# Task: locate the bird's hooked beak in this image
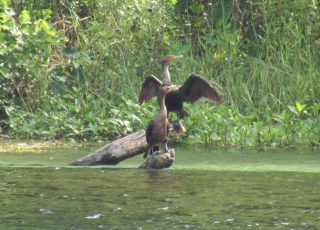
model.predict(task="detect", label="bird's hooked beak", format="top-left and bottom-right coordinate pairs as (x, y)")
top-left (168, 54), bottom-right (183, 62)
top-left (161, 54), bottom-right (183, 64)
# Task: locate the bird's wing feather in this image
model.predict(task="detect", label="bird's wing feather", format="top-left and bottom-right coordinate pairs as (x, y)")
top-left (179, 74), bottom-right (224, 104)
top-left (138, 75), bottom-right (162, 104)
top-left (145, 120), bottom-right (154, 144)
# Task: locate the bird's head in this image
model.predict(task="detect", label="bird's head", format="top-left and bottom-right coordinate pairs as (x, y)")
top-left (160, 55), bottom-right (183, 65)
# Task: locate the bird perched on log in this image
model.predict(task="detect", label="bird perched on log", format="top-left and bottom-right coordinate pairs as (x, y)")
top-left (138, 55), bottom-right (224, 119)
top-left (144, 87), bottom-right (170, 159)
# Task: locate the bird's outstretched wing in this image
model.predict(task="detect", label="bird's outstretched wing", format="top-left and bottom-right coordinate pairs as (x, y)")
top-left (179, 74), bottom-right (224, 104)
top-left (138, 75), bottom-right (162, 104)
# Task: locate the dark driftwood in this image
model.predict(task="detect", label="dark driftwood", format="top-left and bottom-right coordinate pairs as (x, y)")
top-left (139, 149), bottom-right (175, 169)
top-left (69, 121), bottom-right (186, 166)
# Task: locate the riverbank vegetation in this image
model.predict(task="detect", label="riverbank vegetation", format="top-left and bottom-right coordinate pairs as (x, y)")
top-left (1, 0), bottom-right (319, 148)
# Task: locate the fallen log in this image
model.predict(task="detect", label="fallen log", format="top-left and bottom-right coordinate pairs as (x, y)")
top-left (139, 149), bottom-right (175, 169)
top-left (69, 120), bottom-right (186, 166)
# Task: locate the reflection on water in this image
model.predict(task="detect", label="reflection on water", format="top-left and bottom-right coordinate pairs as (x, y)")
top-left (1, 145), bottom-right (320, 172)
top-left (0, 146), bottom-right (320, 229)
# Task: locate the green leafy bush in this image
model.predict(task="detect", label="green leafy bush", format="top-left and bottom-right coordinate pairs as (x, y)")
top-left (1, 0), bottom-right (319, 148)
top-left (0, 2), bottom-right (62, 108)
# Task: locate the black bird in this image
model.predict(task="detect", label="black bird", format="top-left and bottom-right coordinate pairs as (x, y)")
top-left (138, 55), bottom-right (224, 118)
top-left (144, 87), bottom-right (170, 158)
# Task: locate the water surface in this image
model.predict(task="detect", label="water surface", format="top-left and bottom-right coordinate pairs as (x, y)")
top-left (0, 145), bottom-right (319, 229)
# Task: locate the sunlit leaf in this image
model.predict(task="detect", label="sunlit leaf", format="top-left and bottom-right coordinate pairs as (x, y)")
top-left (287, 105), bottom-right (298, 116)
top-left (295, 101), bottom-right (306, 113)
top-left (19, 10), bottom-right (31, 25)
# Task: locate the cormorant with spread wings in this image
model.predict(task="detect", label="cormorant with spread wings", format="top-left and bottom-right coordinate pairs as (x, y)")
top-left (138, 55), bottom-right (224, 118)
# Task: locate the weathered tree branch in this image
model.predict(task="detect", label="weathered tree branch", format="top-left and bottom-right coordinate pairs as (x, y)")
top-left (69, 121), bottom-right (186, 166)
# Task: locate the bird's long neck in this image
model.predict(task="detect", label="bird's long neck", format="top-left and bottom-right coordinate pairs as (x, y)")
top-left (162, 63), bottom-right (171, 86)
top-left (158, 93), bottom-right (167, 117)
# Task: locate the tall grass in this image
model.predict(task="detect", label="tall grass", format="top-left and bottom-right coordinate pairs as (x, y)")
top-left (171, 0), bottom-right (320, 114)
top-left (25, 0), bottom-right (319, 114)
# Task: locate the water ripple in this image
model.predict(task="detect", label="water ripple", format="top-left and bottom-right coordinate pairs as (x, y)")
top-left (85, 213), bottom-right (102, 219)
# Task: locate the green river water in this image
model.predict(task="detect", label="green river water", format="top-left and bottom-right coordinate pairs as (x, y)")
top-left (0, 145), bottom-right (319, 229)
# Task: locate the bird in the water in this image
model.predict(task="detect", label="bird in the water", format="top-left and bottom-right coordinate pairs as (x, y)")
top-left (138, 55), bottom-right (224, 119)
top-left (144, 87), bottom-right (170, 159)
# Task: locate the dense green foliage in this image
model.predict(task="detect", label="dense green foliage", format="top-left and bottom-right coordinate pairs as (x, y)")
top-left (1, 0), bottom-right (319, 147)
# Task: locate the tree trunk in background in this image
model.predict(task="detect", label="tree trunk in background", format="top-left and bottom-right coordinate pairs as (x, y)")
top-left (0, 106), bottom-right (9, 134)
